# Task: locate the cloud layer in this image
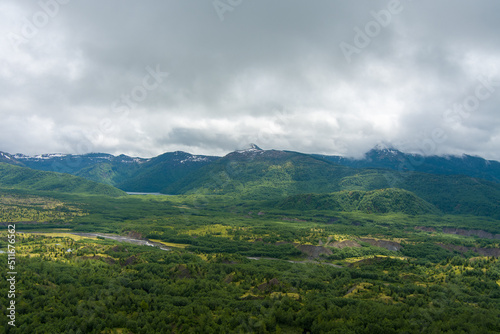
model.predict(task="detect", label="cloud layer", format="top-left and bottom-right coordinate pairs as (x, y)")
top-left (1, 0), bottom-right (499, 159)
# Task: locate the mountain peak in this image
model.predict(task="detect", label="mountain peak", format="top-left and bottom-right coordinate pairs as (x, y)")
top-left (371, 143), bottom-right (399, 152)
top-left (366, 144), bottom-right (403, 158)
top-left (246, 143), bottom-right (262, 151)
top-left (234, 143), bottom-right (263, 153)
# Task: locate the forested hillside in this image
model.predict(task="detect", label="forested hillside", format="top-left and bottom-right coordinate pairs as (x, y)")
top-left (316, 147), bottom-right (500, 183)
top-left (164, 149), bottom-right (500, 218)
top-left (275, 189), bottom-right (441, 215)
top-left (0, 163), bottom-right (125, 196)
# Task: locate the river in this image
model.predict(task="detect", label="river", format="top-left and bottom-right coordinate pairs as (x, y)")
top-left (126, 192), bottom-right (169, 196)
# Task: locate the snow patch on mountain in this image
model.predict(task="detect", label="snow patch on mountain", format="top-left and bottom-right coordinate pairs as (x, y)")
top-left (179, 155), bottom-right (211, 164)
top-left (236, 143), bottom-right (263, 152)
top-left (15, 153), bottom-right (69, 160)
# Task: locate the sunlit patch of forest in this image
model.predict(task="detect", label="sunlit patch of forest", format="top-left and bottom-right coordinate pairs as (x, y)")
top-left (0, 192), bottom-right (87, 223)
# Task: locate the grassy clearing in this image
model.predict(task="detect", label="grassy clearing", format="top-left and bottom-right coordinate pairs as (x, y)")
top-left (149, 239), bottom-right (189, 249)
top-left (343, 254), bottom-right (408, 264)
top-left (185, 224), bottom-right (232, 237)
top-left (26, 232), bottom-right (98, 241)
top-left (270, 292), bottom-right (300, 300)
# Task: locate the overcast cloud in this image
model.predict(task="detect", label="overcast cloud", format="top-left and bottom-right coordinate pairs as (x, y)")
top-left (1, 0), bottom-right (499, 159)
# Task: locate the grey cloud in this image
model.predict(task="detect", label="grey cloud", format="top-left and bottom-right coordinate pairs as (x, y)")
top-left (1, 0), bottom-right (499, 159)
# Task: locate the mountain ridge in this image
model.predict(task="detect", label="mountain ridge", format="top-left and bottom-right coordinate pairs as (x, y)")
top-left (7, 145), bottom-right (500, 184)
top-left (2, 146), bottom-right (500, 218)
top-left (314, 147), bottom-right (500, 183)
top-left (9, 150), bottom-right (218, 192)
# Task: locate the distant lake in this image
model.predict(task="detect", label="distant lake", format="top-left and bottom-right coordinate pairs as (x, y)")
top-left (126, 192), bottom-right (169, 196)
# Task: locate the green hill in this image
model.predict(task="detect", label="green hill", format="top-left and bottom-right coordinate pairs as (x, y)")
top-left (75, 162), bottom-right (140, 187)
top-left (0, 163), bottom-right (126, 196)
top-left (275, 188), bottom-right (441, 215)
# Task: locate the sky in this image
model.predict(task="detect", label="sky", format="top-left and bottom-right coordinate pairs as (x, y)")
top-left (1, 0), bottom-right (499, 159)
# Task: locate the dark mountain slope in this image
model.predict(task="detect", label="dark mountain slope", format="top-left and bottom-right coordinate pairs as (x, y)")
top-left (0, 152), bottom-right (24, 166)
top-left (117, 151), bottom-right (219, 192)
top-left (315, 147), bottom-right (500, 183)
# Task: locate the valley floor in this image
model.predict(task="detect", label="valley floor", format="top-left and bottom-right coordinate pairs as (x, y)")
top-left (1, 190), bottom-right (500, 333)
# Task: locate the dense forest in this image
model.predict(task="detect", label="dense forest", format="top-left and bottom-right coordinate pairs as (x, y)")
top-left (1, 185), bottom-right (500, 333)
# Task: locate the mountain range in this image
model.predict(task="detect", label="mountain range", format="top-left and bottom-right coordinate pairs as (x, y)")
top-left (1, 150), bottom-right (218, 193)
top-left (314, 145), bottom-right (500, 183)
top-left (2, 145), bottom-right (500, 218)
top-left (4, 145), bottom-right (500, 188)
